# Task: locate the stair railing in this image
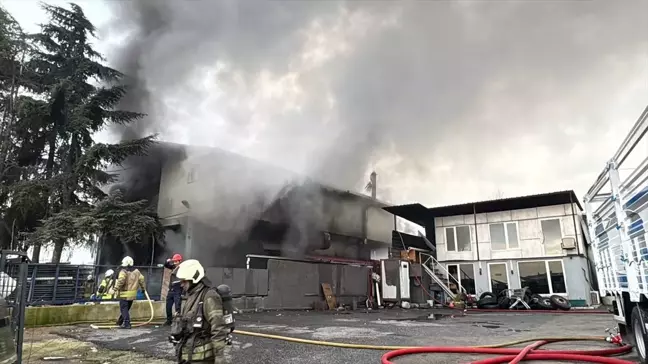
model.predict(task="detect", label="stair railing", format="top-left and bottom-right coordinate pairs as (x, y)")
top-left (418, 251), bottom-right (467, 296)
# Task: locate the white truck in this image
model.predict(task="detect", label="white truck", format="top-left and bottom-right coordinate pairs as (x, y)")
top-left (584, 105), bottom-right (648, 363)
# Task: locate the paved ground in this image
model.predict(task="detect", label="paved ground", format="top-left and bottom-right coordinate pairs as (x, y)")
top-left (31, 309), bottom-right (639, 364)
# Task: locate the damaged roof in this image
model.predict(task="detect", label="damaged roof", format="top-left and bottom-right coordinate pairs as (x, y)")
top-left (384, 190), bottom-right (582, 226)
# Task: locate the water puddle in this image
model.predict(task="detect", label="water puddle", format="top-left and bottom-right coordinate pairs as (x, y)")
top-left (390, 313), bottom-right (455, 322)
top-left (470, 321), bottom-right (530, 332)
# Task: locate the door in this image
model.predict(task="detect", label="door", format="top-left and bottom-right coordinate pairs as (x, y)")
top-left (399, 261), bottom-right (410, 300)
top-left (488, 263), bottom-right (509, 296)
top-left (447, 263), bottom-right (476, 295)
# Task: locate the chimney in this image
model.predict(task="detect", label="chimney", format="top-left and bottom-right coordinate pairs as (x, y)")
top-left (370, 171), bottom-right (377, 199)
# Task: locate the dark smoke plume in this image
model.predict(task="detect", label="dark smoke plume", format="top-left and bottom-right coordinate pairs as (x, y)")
top-left (103, 0), bottom-right (648, 262)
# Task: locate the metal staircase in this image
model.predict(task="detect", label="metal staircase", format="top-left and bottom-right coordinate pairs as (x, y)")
top-left (421, 262), bottom-right (456, 299)
top-left (395, 231), bottom-right (464, 301)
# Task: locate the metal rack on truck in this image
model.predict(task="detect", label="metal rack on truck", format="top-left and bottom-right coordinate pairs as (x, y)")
top-left (584, 105), bottom-right (648, 363)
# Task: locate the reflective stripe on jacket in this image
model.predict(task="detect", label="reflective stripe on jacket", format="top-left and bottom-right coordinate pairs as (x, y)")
top-left (180, 341), bottom-right (216, 361)
top-left (115, 268), bottom-right (146, 301)
top-left (164, 260), bottom-right (182, 292)
top-left (96, 278), bottom-right (115, 299)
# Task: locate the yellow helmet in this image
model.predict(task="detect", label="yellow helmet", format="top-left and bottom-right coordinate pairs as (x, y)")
top-left (175, 259), bottom-right (205, 284)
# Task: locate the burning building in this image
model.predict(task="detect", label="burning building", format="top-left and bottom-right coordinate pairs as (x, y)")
top-left (100, 142), bottom-right (394, 268)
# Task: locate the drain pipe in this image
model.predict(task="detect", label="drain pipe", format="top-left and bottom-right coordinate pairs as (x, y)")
top-left (473, 204), bottom-right (481, 274)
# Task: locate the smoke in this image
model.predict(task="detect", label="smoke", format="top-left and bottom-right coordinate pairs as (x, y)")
top-left (103, 0), bottom-right (647, 258)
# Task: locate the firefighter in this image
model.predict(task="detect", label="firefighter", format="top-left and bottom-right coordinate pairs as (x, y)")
top-left (82, 275), bottom-right (95, 300)
top-left (164, 253), bottom-right (183, 325)
top-left (111, 256), bottom-right (146, 329)
top-left (168, 259), bottom-right (234, 363)
top-left (93, 269), bottom-right (116, 300)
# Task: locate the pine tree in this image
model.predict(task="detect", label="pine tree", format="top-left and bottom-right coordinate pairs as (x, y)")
top-left (0, 6), bottom-right (48, 249)
top-left (24, 3), bottom-right (160, 262)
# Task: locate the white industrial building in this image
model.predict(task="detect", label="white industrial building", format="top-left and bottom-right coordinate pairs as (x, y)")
top-left (387, 191), bottom-right (597, 307)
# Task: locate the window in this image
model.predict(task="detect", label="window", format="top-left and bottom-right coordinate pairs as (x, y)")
top-left (445, 226), bottom-right (471, 252)
top-left (187, 166), bottom-right (197, 184)
top-left (518, 260), bottom-right (567, 295)
top-left (489, 222), bottom-right (519, 250)
top-left (488, 263), bottom-right (509, 296)
top-left (541, 219), bottom-right (563, 255)
top-left (447, 263), bottom-right (476, 295)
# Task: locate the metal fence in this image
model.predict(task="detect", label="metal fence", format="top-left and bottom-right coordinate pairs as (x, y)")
top-left (5, 263), bottom-right (165, 306)
top-left (0, 250), bottom-right (30, 363)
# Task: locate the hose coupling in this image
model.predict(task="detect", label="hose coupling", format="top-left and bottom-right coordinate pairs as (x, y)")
top-left (604, 328), bottom-right (623, 346)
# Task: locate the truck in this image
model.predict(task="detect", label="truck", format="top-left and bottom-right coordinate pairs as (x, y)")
top-left (584, 105), bottom-right (648, 363)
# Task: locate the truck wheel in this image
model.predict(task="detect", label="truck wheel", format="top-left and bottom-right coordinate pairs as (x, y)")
top-left (631, 305), bottom-right (648, 363)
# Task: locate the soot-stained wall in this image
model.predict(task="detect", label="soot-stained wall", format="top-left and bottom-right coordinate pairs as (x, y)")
top-left (264, 259), bottom-right (370, 309)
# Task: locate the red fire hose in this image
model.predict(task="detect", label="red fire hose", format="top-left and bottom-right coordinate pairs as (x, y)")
top-left (381, 340), bottom-right (634, 364)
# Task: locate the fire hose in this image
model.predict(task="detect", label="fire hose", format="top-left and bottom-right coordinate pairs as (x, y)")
top-left (89, 290), bottom-right (154, 329)
top-left (78, 289), bottom-right (635, 362)
top-left (235, 330), bottom-right (633, 363)
top-left (380, 340), bottom-right (633, 364)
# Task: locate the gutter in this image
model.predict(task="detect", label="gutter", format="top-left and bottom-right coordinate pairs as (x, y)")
top-left (569, 194), bottom-right (582, 256)
top-left (473, 203), bottom-right (481, 262)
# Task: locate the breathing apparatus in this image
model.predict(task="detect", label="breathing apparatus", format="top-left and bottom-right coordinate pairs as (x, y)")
top-left (168, 260), bottom-right (235, 346)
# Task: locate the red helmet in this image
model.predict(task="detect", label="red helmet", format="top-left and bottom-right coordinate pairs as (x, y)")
top-left (172, 253), bottom-right (183, 262)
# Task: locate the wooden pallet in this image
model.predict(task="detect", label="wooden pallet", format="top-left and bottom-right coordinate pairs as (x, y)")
top-left (321, 283), bottom-right (337, 310)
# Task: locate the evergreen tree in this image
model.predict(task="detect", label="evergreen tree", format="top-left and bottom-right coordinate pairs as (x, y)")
top-left (23, 3), bottom-right (160, 262)
top-left (0, 6), bottom-right (48, 250)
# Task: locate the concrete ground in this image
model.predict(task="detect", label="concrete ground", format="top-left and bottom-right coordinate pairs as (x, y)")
top-left (23, 309), bottom-right (639, 364)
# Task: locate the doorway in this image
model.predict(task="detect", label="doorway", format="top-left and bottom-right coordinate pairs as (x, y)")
top-left (488, 263), bottom-right (509, 296)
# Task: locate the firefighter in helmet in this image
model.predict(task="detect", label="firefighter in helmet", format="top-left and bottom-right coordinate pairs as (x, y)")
top-left (164, 253), bottom-right (183, 325)
top-left (111, 256), bottom-right (146, 329)
top-left (92, 269), bottom-right (116, 300)
top-left (168, 259), bottom-right (235, 363)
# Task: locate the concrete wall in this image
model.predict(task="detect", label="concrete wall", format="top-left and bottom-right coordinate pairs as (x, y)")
top-left (192, 260), bottom-right (370, 311)
top-left (445, 256), bottom-right (592, 305)
top-left (264, 260), bottom-right (370, 309)
top-left (25, 301), bottom-right (166, 327)
top-left (203, 268), bottom-right (269, 296)
top-left (435, 203), bottom-right (585, 262)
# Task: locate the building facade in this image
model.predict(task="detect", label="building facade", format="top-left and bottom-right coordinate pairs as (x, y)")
top-left (155, 143), bottom-right (394, 267)
top-left (387, 191), bottom-right (596, 307)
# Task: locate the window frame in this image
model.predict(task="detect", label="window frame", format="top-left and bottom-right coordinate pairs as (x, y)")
top-left (487, 262), bottom-right (510, 293)
top-left (444, 225), bottom-right (472, 252)
top-left (539, 218), bottom-right (564, 256)
top-left (488, 221), bottom-right (521, 251)
top-left (517, 259), bottom-right (568, 296)
top-left (187, 166), bottom-right (197, 184)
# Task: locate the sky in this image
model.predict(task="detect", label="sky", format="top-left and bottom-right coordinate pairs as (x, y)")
top-left (4, 0), bottom-right (648, 210)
